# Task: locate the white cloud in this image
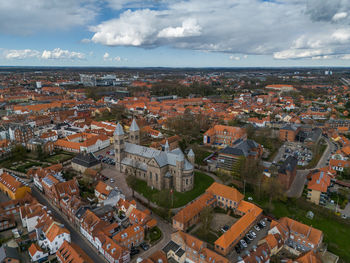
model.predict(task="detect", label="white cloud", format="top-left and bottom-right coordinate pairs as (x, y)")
top-left (88, 0), bottom-right (350, 60)
top-left (229, 55), bottom-right (240, 61)
top-left (158, 19), bottom-right (201, 38)
top-left (103, 52), bottom-right (110, 60)
top-left (41, 48), bottom-right (85, 60)
top-left (0, 0), bottom-right (98, 35)
top-left (114, 56), bottom-right (121, 62)
top-left (4, 49), bottom-right (40, 59)
top-left (333, 12), bottom-right (348, 21)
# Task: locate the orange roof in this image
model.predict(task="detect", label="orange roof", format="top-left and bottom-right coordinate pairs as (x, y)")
top-left (0, 172), bottom-right (25, 193)
top-left (45, 222), bottom-right (70, 242)
top-left (57, 241), bottom-right (94, 263)
top-left (307, 170), bottom-right (331, 193)
top-left (206, 182), bottom-right (244, 204)
top-left (28, 243), bottom-right (43, 258)
top-left (173, 192), bottom-right (216, 225)
top-left (95, 181), bottom-right (111, 196)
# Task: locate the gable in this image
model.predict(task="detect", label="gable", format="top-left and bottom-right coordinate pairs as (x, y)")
top-left (148, 158), bottom-right (160, 168)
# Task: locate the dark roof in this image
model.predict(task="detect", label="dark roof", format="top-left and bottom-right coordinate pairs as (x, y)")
top-left (281, 124), bottom-right (298, 131)
top-left (163, 241), bottom-right (185, 257)
top-left (220, 139), bottom-right (259, 157)
top-left (92, 205), bottom-right (114, 217)
top-left (75, 206), bottom-right (90, 219)
top-left (278, 156), bottom-right (298, 174)
top-left (71, 153), bottom-right (100, 167)
top-left (0, 245), bottom-right (21, 261)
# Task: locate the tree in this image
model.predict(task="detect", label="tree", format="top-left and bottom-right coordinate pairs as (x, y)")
top-left (126, 175), bottom-right (137, 197)
top-left (11, 144), bottom-right (27, 161)
top-left (262, 176), bottom-right (286, 209)
top-left (199, 206), bottom-right (214, 235)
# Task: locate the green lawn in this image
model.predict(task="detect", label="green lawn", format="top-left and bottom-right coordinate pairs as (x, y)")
top-left (132, 171), bottom-right (214, 208)
top-left (246, 192), bottom-right (350, 262)
top-left (192, 228), bottom-right (218, 245)
top-left (148, 226), bottom-right (162, 244)
top-left (45, 153), bottom-right (74, 164)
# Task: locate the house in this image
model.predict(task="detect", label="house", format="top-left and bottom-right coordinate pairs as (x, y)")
top-left (59, 195), bottom-right (86, 226)
top-left (95, 181), bottom-right (112, 202)
top-left (98, 234), bottom-right (130, 263)
top-left (217, 139), bottom-right (263, 172)
top-left (164, 231), bottom-right (229, 263)
top-left (20, 202), bottom-right (45, 232)
top-left (141, 251), bottom-right (168, 263)
top-left (113, 224), bottom-right (144, 249)
top-left (278, 156), bottom-right (298, 190)
top-left (0, 215), bottom-right (16, 231)
top-left (71, 152), bottom-right (101, 173)
top-left (56, 241), bottom-right (93, 263)
top-left (269, 217), bottom-right (323, 254)
top-left (55, 133), bottom-right (110, 153)
top-left (28, 243), bottom-right (49, 263)
top-left (203, 125), bottom-right (246, 147)
top-left (0, 245), bottom-right (21, 263)
top-left (206, 182), bottom-right (244, 210)
top-left (80, 209), bottom-right (108, 248)
top-left (307, 168), bottom-right (335, 205)
top-left (0, 171), bottom-right (31, 200)
top-left (279, 124), bottom-right (300, 142)
top-left (35, 212), bottom-right (71, 254)
top-left (9, 124), bottom-right (34, 144)
top-left (117, 199), bottom-right (137, 218)
top-left (172, 192), bottom-right (216, 231)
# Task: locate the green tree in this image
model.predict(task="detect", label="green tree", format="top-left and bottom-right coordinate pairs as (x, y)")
top-left (262, 176), bottom-right (286, 209)
top-left (11, 144), bottom-right (27, 161)
top-left (199, 206), bottom-right (214, 235)
top-left (126, 175), bottom-right (137, 197)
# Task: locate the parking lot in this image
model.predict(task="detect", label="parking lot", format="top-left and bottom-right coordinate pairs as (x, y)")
top-left (228, 218), bottom-right (271, 261)
top-left (274, 142), bottom-right (312, 167)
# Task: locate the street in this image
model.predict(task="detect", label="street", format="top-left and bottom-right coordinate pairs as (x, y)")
top-left (31, 188), bottom-right (106, 263)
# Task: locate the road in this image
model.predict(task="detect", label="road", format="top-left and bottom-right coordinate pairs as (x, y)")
top-left (31, 188), bottom-right (106, 263)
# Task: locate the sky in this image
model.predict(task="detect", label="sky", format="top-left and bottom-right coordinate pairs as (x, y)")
top-left (1, 0), bottom-right (350, 67)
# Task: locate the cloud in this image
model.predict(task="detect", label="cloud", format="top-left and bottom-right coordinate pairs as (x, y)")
top-left (157, 19), bottom-right (201, 38)
top-left (229, 55), bottom-right (240, 61)
top-left (88, 0), bottom-right (350, 60)
top-left (0, 0), bottom-right (98, 35)
top-left (114, 56), bottom-right (121, 62)
top-left (333, 12), bottom-right (348, 21)
top-left (41, 48), bottom-right (85, 60)
top-left (2, 48), bottom-right (85, 60)
top-left (103, 52), bottom-right (110, 60)
top-left (4, 49), bottom-right (40, 59)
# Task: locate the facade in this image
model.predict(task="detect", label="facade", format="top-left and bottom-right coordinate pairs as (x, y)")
top-left (114, 120), bottom-right (194, 192)
top-left (278, 156), bottom-right (298, 190)
top-left (217, 139), bottom-right (263, 172)
top-left (28, 243), bottom-right (49, 263)
top-left (10, 124), bottom-right (34, 144)
top-left (203, 125), bottom-right (246, 147)
top-left (71, 153), bottom-right (101, 173)
top-left (279, 124), bottom-right (300, 142)
top-left (113, 224), bottom-right (144, 249)
top-left (0, 172), bottom-right (31, 200)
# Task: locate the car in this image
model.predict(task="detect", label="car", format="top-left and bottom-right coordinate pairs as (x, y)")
top-left (140, 242), bottom-right (150, 251)
top-left (110, 179), bottom-right (115, 183)
top-left (260, 220), bottom-right (266, 227)
top-left (240, 239), bottom-right (248, 248)
top-left (243, 236), bottom-right (251, 244)
top-left (249, 230), bottom-right (256, 238)
top-left (254, 225), bottom-right (260, 231)
top-left (130, 248), bottom-right (140, 256)
top-left (107, 151), bottom-right (110, 155)
top-left (234, 245), bottom-right (241, 254)
top-left (221, 225), bottom-right (230, 232)
top-left (246, 233), bottom-right (253, 241)
top-left (341, 214), bottom-right (347, 219)
top-left (257, 222), bottom-right (264, 228)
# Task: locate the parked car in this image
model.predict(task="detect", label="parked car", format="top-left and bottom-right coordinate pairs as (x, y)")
top-left (254, 225), bottom-right (260, 231)
top-left (234, 245), bottom-right (241, 254)
top-left (130, 248), bottom-right (140, 256)
top-left (249, 230), bottom-right (256, 238)
top-left (110, 179), bottom-right (115, 183)
top-left (243, 236), bottom-right (251, 244)
top-left (260, 220), bottom-right (266, 227)
top-left (140, 242), bottom-right (150, 251)
top-left (240, 239), bottom-right (248, 248)
top-left (246, 234), bottom-right (253, 241)
top-left (221, 225), bottom-right (229, 232)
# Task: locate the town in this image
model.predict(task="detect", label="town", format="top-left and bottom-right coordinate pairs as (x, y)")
top-left (0, 67), bottom-right (349, 263)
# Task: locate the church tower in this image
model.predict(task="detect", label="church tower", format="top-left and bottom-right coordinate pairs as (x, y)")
top-left (129, 118), bottom-right (140, 145)
top-left (114, 122), bottom-right (125, 172)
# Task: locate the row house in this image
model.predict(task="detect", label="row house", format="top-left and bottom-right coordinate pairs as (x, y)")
top-left (35, 211), bottom-right (71, 254)
top-left (30, 164), bottom-right (64, 192)
top-left (20, 201), bottom-right (45, 232)
top-left (56, 240), bottom-right (94, 263)
top-left (0, 172), bottom-right (31, 200)
top-left (96, 233), bottom-right (130, 263)
top-left (0, 193), bottom-right (35, 217)
top-left (59, 195), bottom-right (87, 227)
top-left (0, 215), bottom-right (16, 231)
top-left (9, 124), bottom-right (34, 143)
top-left (113, 224), bottom-right (144, 249)
top-left (42, 178), bottom-right (79, 208)
top-left (80, 209), bottom-right (108, 248)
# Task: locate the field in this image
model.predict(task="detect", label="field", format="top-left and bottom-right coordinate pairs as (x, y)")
top-left (132, 171), bottom-right (214, 208)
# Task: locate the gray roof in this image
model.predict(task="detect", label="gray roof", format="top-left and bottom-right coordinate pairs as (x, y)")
top-left (278, 156), bottom-right (298, 174)
top-left (220, 139), bottom-right (259, 157)
top-left (114, 122), bottom-right (124, 136)
top-left (71, 153), bottom-right (100, 167)
top-left (163, 241), bottom-right (185, 257)
top-left (121, 157), bottom-right (148, 171)
top-left (129, 119), bottom-right (139, 132)
top-left (281, 124), bottom-right (299, 131)
top-left (187, 149), bottom-right (195, 157)
top-left (124, 143), bottom-right (193, 170)
top-left (0, 245), bottom-right (21, 261)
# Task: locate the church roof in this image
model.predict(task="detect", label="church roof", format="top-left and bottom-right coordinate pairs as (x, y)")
top-left (129, 119), bottom-right (139, 132)
top-left (114, 122), bottom-right (124, 136)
